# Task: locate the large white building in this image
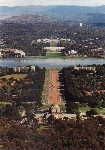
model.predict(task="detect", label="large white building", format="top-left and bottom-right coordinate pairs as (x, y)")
top-left (37, 38), bottom-right (71, 44)
top-left (37, 38), bottom-right (59, 44)
top-left (44, 47), bottom-right (65, 52)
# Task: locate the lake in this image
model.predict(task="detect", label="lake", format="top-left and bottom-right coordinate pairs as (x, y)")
top-left (0, 58), bottom-right (105, 68)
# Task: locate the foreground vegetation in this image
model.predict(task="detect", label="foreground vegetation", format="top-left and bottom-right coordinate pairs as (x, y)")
top-left (0, 103), bottom-right (105, 150)
top-left (60, 65), bottom-right (105, 112)
top-left (0, 66), bottom-right (45, 106)
top-left (0, 65), bottom-right (105, 149)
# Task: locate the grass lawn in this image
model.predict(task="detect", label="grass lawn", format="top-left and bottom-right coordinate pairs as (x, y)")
top-left (25, 55), bottom-right (87, 59)
top-left (41, 105), bottom-right (105, 114)
top-left (46, 52), bottom-right (64, 58)
top-left (0, 74), bottom-right (27, 80)
top-left (40, 104), bottom-right (66, 111)
top-left (40, 104), bottom-right (51, 110)
top-left (41, 70), bottom-right (49, 104)
top-left (79, 107), bottom-right (105, 114)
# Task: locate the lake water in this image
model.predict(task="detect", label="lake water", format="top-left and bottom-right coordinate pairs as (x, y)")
top-left (0, 58), bottom-right (105, 68)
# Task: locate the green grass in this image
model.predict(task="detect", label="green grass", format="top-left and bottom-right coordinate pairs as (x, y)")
top-left (0, 101), bottom-right (39, 107)
top-left (41, 70), bottom-right (49, 104)
top-left (25, 56), bottom-right (42, 58)
top-left (0, 74), bottom-right (27, 80)
top-left (40, 104), bottom-right (51, 110)
top-left (79, 107), bottom-right (105, 114)
top-left (40, 104), bottom-right (66, 111)
top-left (46, 52), bottom-right (63, 58)
top-left (46, 52), bottom-right (65, 58)
top-left (25, 52), bottom-right (65, 59)
top-left (100, 56), bottom-right (105, 59)
top-left (41, 105), bottom-right (105, 114)
top-left (25, 55), bottom-right (89, 59)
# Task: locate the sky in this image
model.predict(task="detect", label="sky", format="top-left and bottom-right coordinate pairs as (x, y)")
top-left (0, 0), bottom-right (105, 6)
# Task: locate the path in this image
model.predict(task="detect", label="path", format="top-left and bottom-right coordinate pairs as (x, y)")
top-left (47, 71), bottom-right (62, 104)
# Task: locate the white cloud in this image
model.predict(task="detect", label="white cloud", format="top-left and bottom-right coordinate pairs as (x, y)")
top-left (0, 0), bottom-right (105, 6)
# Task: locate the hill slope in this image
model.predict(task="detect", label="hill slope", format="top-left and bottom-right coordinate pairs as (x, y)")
top-left (1, 5), bottom-right (105, 22)
top-left (4, 14), bottom-right (55, 23)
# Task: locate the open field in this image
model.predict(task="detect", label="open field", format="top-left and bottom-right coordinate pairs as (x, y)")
top-left (46, 52), bottom-right (63, 58)
top-left (0, 74), bottom-right (27, 80)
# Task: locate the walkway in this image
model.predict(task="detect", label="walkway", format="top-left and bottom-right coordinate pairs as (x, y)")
top-left (47, 71), bottom-right (62, 104)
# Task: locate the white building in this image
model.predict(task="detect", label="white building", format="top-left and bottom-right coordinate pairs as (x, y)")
top-left (0, 48), bottom-right (26, 58)
top-left (14, 49), bottom-right (26, 57)
top-left (44, 47), bottom-right (65, 52)
top-left (80, 23), bottom-right (83, 27)
top-left (67, 50), bottom-right (77, 55)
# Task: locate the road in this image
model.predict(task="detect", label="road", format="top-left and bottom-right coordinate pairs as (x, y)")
top-left (47, 71), bottom-right (62, 104)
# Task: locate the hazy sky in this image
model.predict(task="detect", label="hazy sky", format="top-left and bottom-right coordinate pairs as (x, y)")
top-left (0, 0), bottom-right (105, 6)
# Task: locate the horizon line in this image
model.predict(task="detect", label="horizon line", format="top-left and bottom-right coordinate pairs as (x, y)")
top-left (0, 5), bottom-right (105, 7)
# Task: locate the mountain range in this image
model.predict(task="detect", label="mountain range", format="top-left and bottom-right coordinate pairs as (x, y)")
top-left (4, 14), bottom-right (55, 23)
top-left (1, 5), bottom-right (105, 23)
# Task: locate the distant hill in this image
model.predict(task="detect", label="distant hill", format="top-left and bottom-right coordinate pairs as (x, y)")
top-left (4, 14), bottom-right (55, 23)
top-left (1, 5), bottom-right (105, 23)
top-left (0, 6), bottom-right (53, 17)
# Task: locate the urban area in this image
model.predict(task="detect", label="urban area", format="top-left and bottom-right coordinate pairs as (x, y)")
top-left (0, 5), bottom-right (105, 150)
